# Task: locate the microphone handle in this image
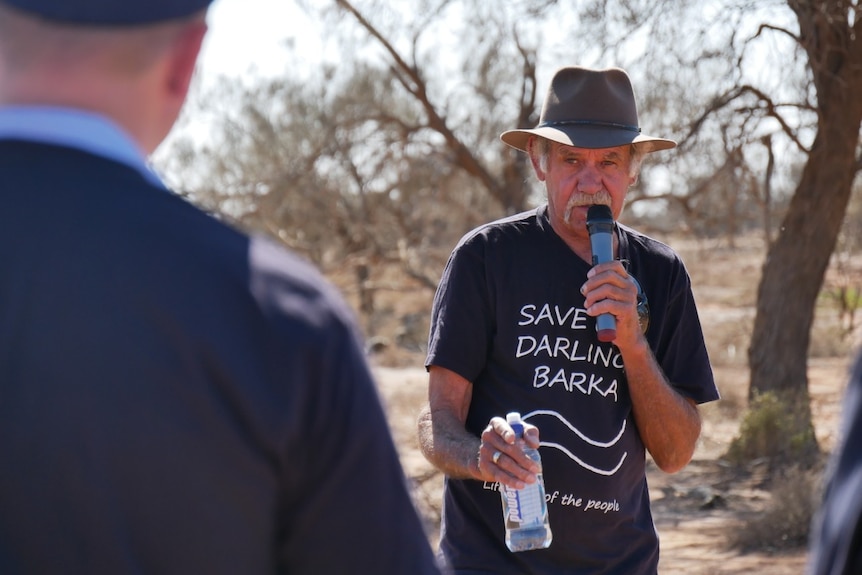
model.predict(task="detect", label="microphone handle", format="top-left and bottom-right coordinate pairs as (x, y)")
top-left (590, 230), bottom-right (617, 342)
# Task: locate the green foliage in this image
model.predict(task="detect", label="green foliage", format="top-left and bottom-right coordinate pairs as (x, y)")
top-left (819, 285), bottom-right (862, 311)
top-left (726, 391), bottom-right (817, 465)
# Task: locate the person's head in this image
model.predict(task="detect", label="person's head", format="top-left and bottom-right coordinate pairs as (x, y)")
top-left (501, 66), bottom-right (674, 243)
top-left (0, 0), bottom-right (214, 154)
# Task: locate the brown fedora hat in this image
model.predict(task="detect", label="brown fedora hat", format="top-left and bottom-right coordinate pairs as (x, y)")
top-left (500, 66), bottom-right (676, 154)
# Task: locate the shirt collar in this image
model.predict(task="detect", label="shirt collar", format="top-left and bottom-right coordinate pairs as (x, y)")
top-left (0, 105), bottom-right (166, 188)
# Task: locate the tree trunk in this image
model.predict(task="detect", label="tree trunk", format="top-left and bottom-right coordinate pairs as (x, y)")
top-left (747, 120), bottom-right (856, 449)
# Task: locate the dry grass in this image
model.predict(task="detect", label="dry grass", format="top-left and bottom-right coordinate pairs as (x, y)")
top-left (726, 465), bottom-right (824, 553)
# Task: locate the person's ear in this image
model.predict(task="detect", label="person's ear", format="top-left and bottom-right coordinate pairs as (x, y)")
top-left (527, 137), bottom-right (547, 182)
top-left (165, 19), bottom-right (207, 101)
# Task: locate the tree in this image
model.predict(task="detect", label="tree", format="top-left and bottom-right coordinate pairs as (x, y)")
top-left (159, 55), bottom-right (507, 341)
top-left (323, 0), bottom-right (543, 215)
top-left (746, 0), bottom-right (862, 458)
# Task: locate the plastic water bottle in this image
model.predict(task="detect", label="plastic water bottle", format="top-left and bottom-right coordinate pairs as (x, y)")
top-left (500, 412), bottom-right (552, 552)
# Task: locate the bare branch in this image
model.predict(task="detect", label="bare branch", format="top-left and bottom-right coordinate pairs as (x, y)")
top-left (334, 0), bottom-right (510, 207)
top-left (753, 22), bottom-right (801, 45)
top-left (681, 84), bottom-right (811, 153)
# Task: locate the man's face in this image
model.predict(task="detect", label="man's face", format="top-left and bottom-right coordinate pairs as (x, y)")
top-left (533, 140), bottom-right (636, 243)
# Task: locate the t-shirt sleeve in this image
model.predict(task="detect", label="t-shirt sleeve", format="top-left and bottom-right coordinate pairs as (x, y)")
top-left (425, 236), bottom-right (495, 383)
top-left (652, 262), bottom-right (720, 405)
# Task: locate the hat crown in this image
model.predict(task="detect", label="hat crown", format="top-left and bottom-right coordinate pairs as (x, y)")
top-left (499, 65), bottom-right (676, 154)
top-left (541, 67), bottom-right (639, 129)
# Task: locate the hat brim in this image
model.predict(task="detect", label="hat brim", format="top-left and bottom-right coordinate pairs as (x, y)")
top-left (2, 0), bottom-right (212, 25)
top-left (500, 125), bottom-right (676, 154)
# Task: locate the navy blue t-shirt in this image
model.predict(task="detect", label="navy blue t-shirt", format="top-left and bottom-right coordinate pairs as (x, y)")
top-left (427, 205), bottom-right (719, 574)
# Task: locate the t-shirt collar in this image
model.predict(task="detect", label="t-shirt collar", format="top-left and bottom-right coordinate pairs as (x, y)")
top-left (0, 105), bottom-right (166, 188)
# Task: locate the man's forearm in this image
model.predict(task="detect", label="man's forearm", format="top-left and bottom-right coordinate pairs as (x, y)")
top-left (622, 341), bottom-right (702, 473)
top-left (418, 405), bottom-right (481, 480)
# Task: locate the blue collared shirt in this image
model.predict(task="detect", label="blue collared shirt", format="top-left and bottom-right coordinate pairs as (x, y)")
top-left (0, 106), bottom-right (166, 188)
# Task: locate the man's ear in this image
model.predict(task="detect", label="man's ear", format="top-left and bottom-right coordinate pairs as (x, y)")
top-left (165, 19), bottom-right (207, 101)
top-left (527, 137), bottom-right (547, 182)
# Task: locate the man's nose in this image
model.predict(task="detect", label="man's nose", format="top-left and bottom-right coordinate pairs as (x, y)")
top-left (576, 165), bottom-right (603, 193)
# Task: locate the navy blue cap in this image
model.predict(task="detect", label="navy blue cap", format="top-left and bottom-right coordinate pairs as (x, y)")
top-left (1, 0), bottom-right (214, 25)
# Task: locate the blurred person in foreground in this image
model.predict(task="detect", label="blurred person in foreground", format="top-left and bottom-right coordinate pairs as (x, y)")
top-left (418, 65), bottom-right (720, 574)
top-left (808, 353), bottom-right (862, 575)
top-left (0, 1), bottom-right (439, 574)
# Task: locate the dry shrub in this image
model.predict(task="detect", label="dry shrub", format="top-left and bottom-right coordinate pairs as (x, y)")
top-left (726, 391), bottom-right (818, 466)
top-left (726, 464), bottom-right (823, 551)
top-left (808, 313), bottom-right (855, 358)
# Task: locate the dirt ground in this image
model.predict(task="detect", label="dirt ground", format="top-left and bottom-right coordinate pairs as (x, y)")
top-left (369, 234), bottom-right (857, 574)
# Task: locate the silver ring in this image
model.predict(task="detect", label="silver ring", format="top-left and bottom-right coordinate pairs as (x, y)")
top-left (492, 451), bottom-right (502, 465)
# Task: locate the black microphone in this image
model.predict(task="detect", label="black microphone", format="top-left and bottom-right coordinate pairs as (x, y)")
top-left (586, 204), bottom-right (616, 342)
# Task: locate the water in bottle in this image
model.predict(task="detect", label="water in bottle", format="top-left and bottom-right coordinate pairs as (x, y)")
top-left (500, 412), bottom-right (552, 552)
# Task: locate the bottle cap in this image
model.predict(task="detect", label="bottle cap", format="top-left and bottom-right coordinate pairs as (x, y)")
top-left (506, 412), bottom-right (524, 437)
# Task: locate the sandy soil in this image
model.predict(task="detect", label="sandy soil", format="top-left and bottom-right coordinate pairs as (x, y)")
top-left (368, 235), bottom-right (856, 574)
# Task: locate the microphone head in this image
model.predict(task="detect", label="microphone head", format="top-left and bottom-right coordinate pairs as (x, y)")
top-left (586, 204), bottom-right (613, 224)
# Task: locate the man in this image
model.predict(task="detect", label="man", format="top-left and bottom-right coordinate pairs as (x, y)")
top-left (418, 66), bottom-right (720, 574)
top-left (808, 353), bottom-right (862, 575)
top-left (0, 1), bottom-right (439, 574)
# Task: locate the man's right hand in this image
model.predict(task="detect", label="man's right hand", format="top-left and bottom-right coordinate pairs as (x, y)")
top-left (477, 416), bottom-right (541, 488)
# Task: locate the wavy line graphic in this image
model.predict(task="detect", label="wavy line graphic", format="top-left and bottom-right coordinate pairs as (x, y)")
top-left (540, 442), bottom-right (627, 476)
top-left (522, 409), bottom-right (628, 476)
top-left (522, 409), bottom-right (626, 447)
